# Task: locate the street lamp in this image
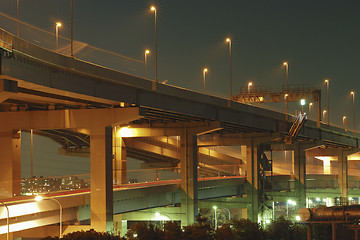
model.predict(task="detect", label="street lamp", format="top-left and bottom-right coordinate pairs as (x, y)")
top-left (248, 82), bottom-right (253, 93)
top-left (213, 206), bottom-right (217, 229)
top-left (151, 6), bottom-right (157, 83)
top-left (16, 0), bottom-right (19, 37)
top-left (55, 22), bottom-right (62, 52)
top-left (323, 110), bottom-right (327, 123)
top-left (309, 102), bottom-right (313, 118)
top-left (283, 62), bottom-right (289, 119)
top-left (203, 68), bottom-right (208, 93)
top-left (325, 79), bottom-right (330, 125)
top-left (343, 116), bottom-right (347, 131)
top-left (351, 91), bottom-right (355, 136)
top-left (226, 38), bottom-right (232, 99)
top-left (35, 196), bottom-right (63, 238)
top-left (0, 201), bottom-right (9, 240)
top-left (144, 49), bottom-right (150, 79)
top-left (286, 200), bottom-right (296, 219)
top-left (300, 99), bottom-right (306, 114)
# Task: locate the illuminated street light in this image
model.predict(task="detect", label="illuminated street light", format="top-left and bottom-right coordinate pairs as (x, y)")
top-left (351, 91), bottom-right (355, 136)
top-left (55, 22), bottom-right (62, 52)
top-left (144, 49), bottom-right (150, 79)
top-left (283, 62), bottom-right (289, 119)
top-left (35, 196), bottom-right (63, 238)
top-left (325, 79), bottom-right (330, 125)
top-left (203, 68), bottom-right (208, 93)
top-left (309, 102), bottom-right (313, 118)
top-left (0, 200), bottom-right (9, 240)
top-left (323, 110), bottom-right (327, 123)
top-left (343, 116), bottom-right (348, 131)
top-left (151, 6), bottom-right (158, 83)
top-left (248, 82), bottom-right (253, 93)
top-left (286, 200), bottom-right (296, 219)
top-left (300, 99), bottom-right (306, 114)
top-left (213, 206), bottom-right (217, 229)
top-left (226, 38), bottom-right (232, 99)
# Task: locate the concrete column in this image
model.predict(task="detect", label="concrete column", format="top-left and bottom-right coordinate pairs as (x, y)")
top-left (180, 128), bottom-right (198, 226)
top-left (338, 151), bottom-right (348, 199)
top-left (293, 145), bottom-right (306, 208)
top-left (245, 139), bottom-right (259, 222)
top-left (90, 126), bottom-right (113, 232)
top-left (113, 129), bottom-right (127, 185)
top-left (0, 130), bottom-right (21, 198)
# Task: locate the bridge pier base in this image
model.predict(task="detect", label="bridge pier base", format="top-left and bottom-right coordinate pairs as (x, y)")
top-left (0, 130), bottom-right (21, 198)
top-left (90, 126), bottom-right (113, 233)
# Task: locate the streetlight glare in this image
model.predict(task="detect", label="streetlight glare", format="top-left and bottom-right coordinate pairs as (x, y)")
top-left (203, 68), bottom-right (208, 72)
top-left (283, 61), bottom-right (288, 66)
top-left (213, 206), bottom-right (217, 210)
top-left (151, 6), bottom-right (156, 11)
top-left (248, 82), bottom-right (253, 86)
top-left (145, 50), bottom-right (150, 54)
top-left (226, 38), bottom-right (231, 42)
top-left (351, 91), bottom-right (355, 95)
top-left (56, 22), bottom-right (62, 27)
top-left (325, 79), bottom-right (329, 83)
top-left (300, 99), bottom-right (306, 106)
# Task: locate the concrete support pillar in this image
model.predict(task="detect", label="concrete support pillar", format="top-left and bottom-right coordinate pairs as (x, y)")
top-left (113, 214), bottom-right (126, 236)
top-left (180, 128), bottom-right (198, 226)
top-left (338, 151), bottom-right (348, 199)
top-left (90, 126), bottom-right (113, 232)
top-left (113, 129), bottom-right (127, 185)
top-left (179, 122), bottom-right (221, 226)
top-left (0, 130), bottom-right (21, 198)
top-left (294, 144), bottom-right (306, 208)
top-left (245, 139), bottom-right (259, 222)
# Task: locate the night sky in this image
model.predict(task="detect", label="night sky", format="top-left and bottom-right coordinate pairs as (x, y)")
top-left (1, 1), bottom-right (360, 127)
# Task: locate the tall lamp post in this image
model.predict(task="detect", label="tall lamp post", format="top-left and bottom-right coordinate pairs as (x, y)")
top-left (203, 68), bottom-right (208, 93)
top-left (343, 116), bottom-right (347, 131)
top-left (0, 201), bottom-right (9, 240)
top-left (351, 91), bottom-right (355, 136)
top-left (309, 102), bottom-right (313, 118)
top-left (226, 38), bottom-right (232, 100)
top-left (300, 99), bottom-right (306, 114)
top-left (213, 206), bottom-right (217, 229)
top-left (248, 82), bottom-right (253, 93)
top-left (55, 22), bottom-right (62, 52)
top-left (283, 62), bottom-right (289, 119)
top-left (144, 49), bottom-right (150, 79)
top-left (70, 0), bottom-right (73, 57)
top-left (151, 6), bottom-right (157, 83)
top-left (323, 110), bottom-right (327, 123)
top-left (16, 0), bottom-right (19, 37)
top-left (35, 196), bottom-right (63, 238)
top-left (325, 79), bottom-right (330, 125)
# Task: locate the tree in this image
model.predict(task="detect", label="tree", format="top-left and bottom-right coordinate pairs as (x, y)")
top-left (231, 219), bottom-right (265, 240)
top-left (125, 222), bottom-right (163, 240)
top-left (266, 216), bottom-right (306, 240)
top-left (215, 224), bottom-right (236, 240)
top-left (42, 229), bottom-right (123, 240)
top-left (164, 221), bottom-right (182, 240)
top-left (182, 216), bottom-right (214, 240)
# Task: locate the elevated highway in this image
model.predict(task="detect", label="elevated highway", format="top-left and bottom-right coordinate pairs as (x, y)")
top-left (0, 177), bottom-right (245, 238)
top-left (0, 27), bottom-right (360, 237)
